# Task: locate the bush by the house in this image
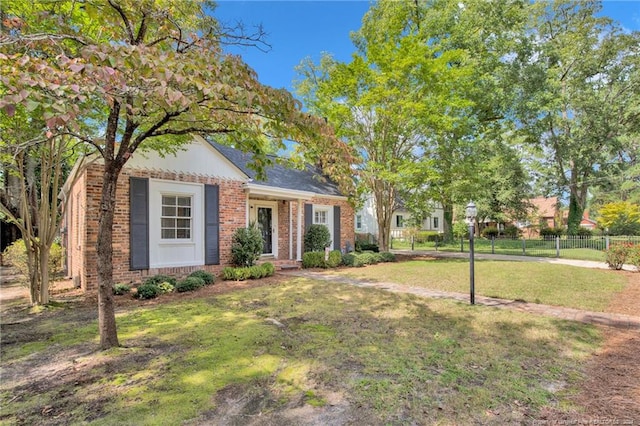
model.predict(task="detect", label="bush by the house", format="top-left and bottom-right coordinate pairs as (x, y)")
top-left (144, 274), bottom-right (177, 287)
top-left (419, 231), bottom-right (443, 243)
top-left (540, 227), bottom-right (565, 238)
top-left (188, 270), bottom-right (215, 285)
top-left (261, 262), bottom-right (275, 276)
top-left (175, 276), bottom-right (205, 292)
top-left (481, 226), bottom-right (499, 238)
top-left (355, 241), bottom-right (379, 252)
top-left (341, 251), bottom-right (395, 268)
top-left (157, 281), bottom-right (175, 294)
top-left (136, 282), bottom-right (162, 299)
top-left (113, 283), bottom-right (131, 295)
top-left (302, 251), bottom-right (325, 268)
top-left (222, 263), bottom-right (276, 281)
top-left (2, 238), bottom-right (64, 278)
top-left (302, 250), bottom-right (343, 269)
top-left (304, 224), bottom-right (332, 252)
top-left (605, 243), bottom-right (632, 270)
top-left (503, 225), bottom-right (520, 239)
top-left (231, 225), bottom-right (263, 267)
top-left (574, 227), bottom-right (593, 238)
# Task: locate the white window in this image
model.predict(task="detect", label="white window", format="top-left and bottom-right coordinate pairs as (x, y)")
top-left (433, 217), bottom-right (439, 229)
top-left (396, 214), bottom-right (404, 228)
top-left (314, 209), bottom-right (328, 225)
top-left (356, 214), bottom-right (363, 230)
top-left (161, 195), bottom-right (192, 239)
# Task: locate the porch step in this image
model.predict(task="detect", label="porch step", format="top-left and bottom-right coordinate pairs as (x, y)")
top-left (278, 264), bottom-right (301, 271)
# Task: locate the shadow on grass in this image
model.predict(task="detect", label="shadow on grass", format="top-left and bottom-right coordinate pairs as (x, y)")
top-left (0, 278), bottom-right (602, 425)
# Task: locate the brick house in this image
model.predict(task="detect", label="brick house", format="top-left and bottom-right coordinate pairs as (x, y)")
top-left (62, 135), bottom-right (354, 291)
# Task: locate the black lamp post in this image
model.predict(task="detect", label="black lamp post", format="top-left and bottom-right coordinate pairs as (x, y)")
top-left (466, 201), bottom-right (477, 305)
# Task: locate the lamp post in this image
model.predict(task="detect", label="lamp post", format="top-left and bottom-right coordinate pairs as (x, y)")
top-left (465, 201), bottom-right (477, 305)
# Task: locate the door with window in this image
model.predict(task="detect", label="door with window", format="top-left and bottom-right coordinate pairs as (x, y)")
top-left (249, 201), bottom-right (278, 256)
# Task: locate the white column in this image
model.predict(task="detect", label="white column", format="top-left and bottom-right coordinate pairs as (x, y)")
top-left (297, 199), bottom-right (303, 261)
top-left (289, 201), bottom-right (293, 260)
top-left (245, 192), bottom-right (250, 226)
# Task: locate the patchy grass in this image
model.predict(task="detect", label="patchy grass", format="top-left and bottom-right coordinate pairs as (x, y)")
top-left (330, 259), bottom-right (626, 311)
top-left (0, 277), bottom-right (601, 425)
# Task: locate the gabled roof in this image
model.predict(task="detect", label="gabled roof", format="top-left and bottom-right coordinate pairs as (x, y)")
top-left (529, 197), bottom-right (560, 218)
top-left (207, 140), bottom-right (343, 197)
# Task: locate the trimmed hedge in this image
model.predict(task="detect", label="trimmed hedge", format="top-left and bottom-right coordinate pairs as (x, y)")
top-left (188, 270), bottom-right (215, 285)
top-left (175, 276), bottom-right (205, 292)
top-left (302, 250), bottom-right (343, 269)
top-left (342, 251), bottom-right (395, 267)
top-left (137, 282), bottom-right (161, 299)
top-left (222, 263), bottom-right (276, 281)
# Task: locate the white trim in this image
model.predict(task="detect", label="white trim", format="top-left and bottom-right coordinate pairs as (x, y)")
top-left (289, 201), bottom-right (293, 260)
top-left (297, 199), bottom-right (303, 261)
top-left (245, 183), bottom-right (316, 200)
top-left (249, 200), bottom-right (279, 258)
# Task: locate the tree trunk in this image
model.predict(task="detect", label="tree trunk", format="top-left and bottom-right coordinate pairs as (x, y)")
top-left (567, 192), bottom-right (585, 235)
top-left (97, 166), bottom-right (120, 349)
top-left (442, 204), bottom-right (454, 242)
top-left (26, 241), bottom-right (39, 305)
top-left (39, 247), bottom-right (51, 305)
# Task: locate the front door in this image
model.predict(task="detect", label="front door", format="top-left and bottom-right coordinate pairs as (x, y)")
top-left (257, 207), bottom-right (273, 255)
top-left (249, 201), bottom-right (278, 257)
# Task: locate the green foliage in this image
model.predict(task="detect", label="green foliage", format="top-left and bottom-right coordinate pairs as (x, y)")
top-left (379, 252), bottom-right (396, 262)
top-left (482, 227), bottom-right (499, 238)
top-left (222, 267), bottom-right (238, 281)
top-left (113, 283), bottom-right (131, 296)
top-left (261, 262), bottom-right (275, 277)
top-left (175, 276), bottom-right (205, 293)
top-left (597, 202), bottom-right (640, 236)
top-left (355, 241), bottom-right (379, 252)
top-left (416, 231), bottom-right (443, 243)
top-left (157, 282), bottom-right (175, 294)
top-left (249, 266), bottom-right (265, 279)
top-left (574, 227), bottom-right (593, 239)
top-left (503, 225), bottom-right (520, 239)
top-left (327, 250), bottom-right (343, 268)
top-left (342, 253), bottom-right (357, 267)
top-left (540, 227), bottom-right (565, 239)
top-left (188, 270), bottom-right (215, 285)
top-left (231, 225), bottom-right (264, 267)
top-left (304, 224), bottom-right (332, 253)
top-left (452, 222), bottom-right (468, 239)
top-left (302, 251), bottom-right (326, 269)
top-left (2, 239), bottom-right (64, 279)
top-left (136, 282), bottom-right (161, 300)
top-left (342, 251), bottom-right (395, 268)
top-left (144, 274), bottom-right (177, 287)
top-left (605, 243), bottom-right (633, 270)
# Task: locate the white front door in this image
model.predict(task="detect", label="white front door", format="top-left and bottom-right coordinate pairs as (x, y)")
top-left (249, 201), bottom-right (278, 257)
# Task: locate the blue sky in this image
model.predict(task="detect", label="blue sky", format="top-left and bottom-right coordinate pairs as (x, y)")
top-left (214, 1), bottom-right (640, 92)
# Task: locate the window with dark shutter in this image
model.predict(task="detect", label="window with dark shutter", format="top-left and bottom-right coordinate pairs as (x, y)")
top-left (204, 184), bottom-right (220, 265)
top-left (130, 177), bottom-right (149, 270)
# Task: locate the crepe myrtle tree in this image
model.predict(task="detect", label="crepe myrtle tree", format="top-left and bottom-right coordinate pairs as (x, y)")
top-left (0, 0), bottom-right (355, 349)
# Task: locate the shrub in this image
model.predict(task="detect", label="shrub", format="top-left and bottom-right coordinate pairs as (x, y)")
top-left (628, 244), bottom-right (640, 270)
top-left (249, 265), bottom-right (265, 279)
top-left (503, 225), bottom-right (520, 239)
top-left (380, 251), bottom-right (396, 262)
top-left (482, 226), bottom-right (499, 238)
top-left (175, 276), bottom-right (205, 292)
top-left (137, 282), bottom-right (161, 299)
top-left (605, 243), bottom-right (632, 270)
top-left (113, 283), bottom-right (131, 295)
top-left (2, 238), bottom-right (64, 278)
top-left (453, 222), bottom-right (468, 239)
top-left (144, 274), bottom-right (177, 287)
top-left (231, 225), bottom-right (263, 267)
top-left (304, 224), bottom-right (332, 252)
top-left (302, 251), bottom-right (326, 268)
top-left (540, 227), bottom-right (564, 238)
top-left (575, 227), bottom-right (593, 239)
top-left (157, 282), bottom-right (175, 294)
top-left (342, 253), bottom-right (356, 267)
top-left (222, 267), bottom-right (237, 281)
top-left (358, 251), bottom-right (381, 265)
top-left (355, 241), bottom-right (379, 252)
top-left (326, 250), bottom-right (342, 268)
top-left (261, 262), bottom-right (275, 277)
top-left (188, 270), bottom-right (215, 285)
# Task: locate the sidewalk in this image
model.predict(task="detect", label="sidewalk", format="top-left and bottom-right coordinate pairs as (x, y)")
top-left (282, 263), bottom-right (640, 330)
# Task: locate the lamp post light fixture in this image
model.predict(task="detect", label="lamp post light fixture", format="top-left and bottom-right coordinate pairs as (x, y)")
top-left (465, 201), bottom-right (477, 305)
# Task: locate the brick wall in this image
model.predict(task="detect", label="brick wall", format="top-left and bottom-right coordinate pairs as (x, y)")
top-left (66, 163), bottom-right (355, 291)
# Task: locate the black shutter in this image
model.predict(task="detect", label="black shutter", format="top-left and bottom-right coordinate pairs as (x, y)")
top-left (204, 184), bottom-right (220, 265)
top-left (130, 177), bottom-right (149, 270)
top-left (304, 203), bottom-right (313, 231)
top-left (333, 205), bottom-right (341, 250)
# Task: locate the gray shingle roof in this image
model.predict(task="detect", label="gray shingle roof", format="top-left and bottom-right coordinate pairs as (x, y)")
top-left (207, 140), bottom-right (343, 197)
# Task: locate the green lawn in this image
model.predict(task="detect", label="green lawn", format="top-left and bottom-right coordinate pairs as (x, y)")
top-left (0, 277), bottom-right (603, 425)
top-left (329, 259), bottom-right (627, 311)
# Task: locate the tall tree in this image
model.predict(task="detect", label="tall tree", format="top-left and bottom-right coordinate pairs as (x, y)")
top-left (512, 0), bottom-right (640, 233)
top-left (1, 0), bottom-right (352, 349)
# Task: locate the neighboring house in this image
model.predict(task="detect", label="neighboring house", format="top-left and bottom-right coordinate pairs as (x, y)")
top-left (63, 135), bottom-right (354, 291)
top-left (515, 196), bottom-right (561, 237)
top-left (355, 194), bottom-right (444, 240)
